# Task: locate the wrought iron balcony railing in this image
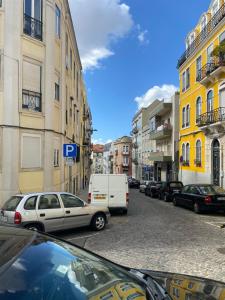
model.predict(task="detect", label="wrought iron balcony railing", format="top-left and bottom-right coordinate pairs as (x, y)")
top-left (197, 107), bottom-right (225, 127)
top-left (23, 14), bottom-right (43, 41)
top-left (22, 89), bottom-right (42, 112)
top-left (196, 57), bottom-right (225, 82)
top-left (177, 3), bottom-right (225, 68)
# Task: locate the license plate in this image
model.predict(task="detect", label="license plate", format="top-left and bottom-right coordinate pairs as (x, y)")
top-left (0, 216), bottom-right (8, 223)
top-left (217, 197), bottom-right (225, 201)
top-left (94, 194), bottom-right (106, 200)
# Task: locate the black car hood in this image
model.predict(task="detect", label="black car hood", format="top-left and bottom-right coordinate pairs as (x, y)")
top-left (142, 270), bottom-right (225, 299)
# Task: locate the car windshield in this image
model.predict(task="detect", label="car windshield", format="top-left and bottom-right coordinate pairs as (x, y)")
top-left (199, 185), bottom-right (225, 195)
top-left (170, 182), bottom-right (183, 188)
top-left (0, 230), bottom-right (147, 299)
top-left (2, 196), bottom-right (23, 211)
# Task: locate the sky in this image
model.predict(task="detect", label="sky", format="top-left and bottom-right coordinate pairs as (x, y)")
top-left (68, 0), bottom-right (210, 144)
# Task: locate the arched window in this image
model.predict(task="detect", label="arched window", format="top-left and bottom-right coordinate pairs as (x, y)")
top-left (200, 15), bottom-right (207, 31)
top-left (182, 143), bottom-right (186, 161)
top-left (186, 143), bottom-right (190, 164)
top-left (182, 107), bottom-right (186, 128)
top-left (196, 140), bottom-right (202, 165)
top-left (207, 90), bottom-right (213, 112)
top-left (196, 97), bottom-right (201, 123)
top-left (211, 0), bottom-right (219, 16)
top-left (186, 105), bottom-right (190, 127)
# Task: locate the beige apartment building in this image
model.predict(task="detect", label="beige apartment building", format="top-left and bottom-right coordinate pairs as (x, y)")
top-left (0, 0), bottom-right (92, 204)
top-left (113, 136), bottom-right (132, 176)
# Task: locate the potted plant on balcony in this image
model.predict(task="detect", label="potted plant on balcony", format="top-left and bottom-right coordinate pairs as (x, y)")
top-left (194, 159), bottom-right (201, 167)
top-left (211, 40), bottom-right (225, 65)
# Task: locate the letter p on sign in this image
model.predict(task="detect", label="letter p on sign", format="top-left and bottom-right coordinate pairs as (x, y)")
top-left (63, 144), bottom-right (77, 158)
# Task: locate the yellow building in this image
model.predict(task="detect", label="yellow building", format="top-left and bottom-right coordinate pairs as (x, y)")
top-left (178, 0), bottom-right (225, 186)
top-left (0, 0), bottom-right (91, 204)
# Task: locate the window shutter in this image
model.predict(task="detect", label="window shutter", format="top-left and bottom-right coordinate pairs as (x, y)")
top-left (23, 61), bottom-right (41, 93)
top-left (21, 135), bottom-right (41, 168)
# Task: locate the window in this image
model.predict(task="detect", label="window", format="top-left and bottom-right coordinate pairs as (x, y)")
top-left (55, 74), bottom-right (60, 101)
top-left (54, 149), bottom-right (59, 167)
top-left (24, 196), bottom-right (37, 210)
top-left (196, 56), bottom-right (202, 81)
top-left (182, 72), bottom-right (186, 92)
top-left (61, 194), bottom-right (84, 208)
top-left (186, 68), bottom-right (190, 89)
top-left (65, 33), bottom-right (69, 68)
top-left (186, 143), bottom-right (190, 163)
top-left (207, 90), bottom-right (213, 112)
top-left (196, 97), bottom-right (201, 123)
top-left (0, 0), bottom-right (2, 7)
top-left (22, 61), bottom-right (41, 112)
top-left (21, 134), bottom-right (41, 169)
top-left (188, 186), bottom-right (199, 195)
top-left (70, 49), bottom-right (72, 69)
top-left (38, 194), bottom-right (61, 209)
top-left (24, 0), bottom-right (42, 40)
top-left (211, 0), bottom-right (219, 16)
top-left (55, 5), bottom-right (61, 38)
top-left (182, 107), bottom-right (186, 128)
top-left (196, 140), bottom-right (201, 164)
top-left (182, 143), bottom-right (186, 160)
top-left (123, 156), bottom-right (129, 165)
top-left (207, 44), bottom-right (213, 64)
top-left (219, 30), bottom-right (225, 43)
top-left (200, 15), bottom-right (207, 32)
top-left (186, 105), bottom-right (190, 127)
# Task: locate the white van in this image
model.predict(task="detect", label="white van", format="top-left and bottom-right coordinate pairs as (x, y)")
top-left (88, 174), bottom-right (129, 214)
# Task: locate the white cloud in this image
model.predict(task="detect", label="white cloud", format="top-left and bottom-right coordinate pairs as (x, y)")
top-left (92, 138), bottom-right (113, 145)
top-left (135, 84), bottom-right (178, 109)
top-left (69, 0), bottom-right (134, 71)
top-left (137, 24), bottom-right (149, 45)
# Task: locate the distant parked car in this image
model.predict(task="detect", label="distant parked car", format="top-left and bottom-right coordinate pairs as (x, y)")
top-left (0, 192), bottom-right (110, 232)
top-left (145, 181), bottom-right (161, 198)
top-left (128, 178), bottom-right (140, 189)
top-left (173, 184), bottom-right (225, 214)
top-left (158, 181), bottom-right (184, 202)
top-left (139, 181), bottom-right (150, 193)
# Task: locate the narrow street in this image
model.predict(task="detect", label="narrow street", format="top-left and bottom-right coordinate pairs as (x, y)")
top-left (56, 189), bottom-right (225, 282)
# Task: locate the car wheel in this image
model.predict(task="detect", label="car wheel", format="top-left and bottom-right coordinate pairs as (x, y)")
top-left (150, 191), bottom-right (153, 198)
top-left (91, 214), bottom-right (106, 231)
top-left (173, 198), bottom-right (178, 206)
top-left (25, 223), bottom-right (42, 232)
top-left (194, 203), bottom-right (201, 214)
top-left (122, 208), bottom-right (128, 215)
top-left (163, 194), bottom-right (169, 202)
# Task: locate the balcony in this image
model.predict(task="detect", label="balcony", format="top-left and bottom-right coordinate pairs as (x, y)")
top-left (132, 158), bottom-right (138, 165)
top-left (177, 3), bottom-right (225, 68)
top-left (149, 124), bottom-right (172, 140)
top-left (133, 142), bottom-right (138, 149)
top-left (132, 127), bottom-right (138, 134)
top-left (148, 151), bottom-right (172, 162)
top-left (122, 163), bottom-right (129, 169)
top-left (22, 89), bottom-right (41, 112)
top-left (23, 14), bottom-right (43, 41)
top-left (197, 58), bottom-right (225, 86)
top-left (122, 151), bottom-right (130, 155)
top-left (149, 102), bottom-right (172, 119)
top-left (197, 107), bottom-right (225, 136)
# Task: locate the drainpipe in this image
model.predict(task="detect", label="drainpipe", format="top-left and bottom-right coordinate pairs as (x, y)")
top-left (221, 144), bottom-right (224, 188)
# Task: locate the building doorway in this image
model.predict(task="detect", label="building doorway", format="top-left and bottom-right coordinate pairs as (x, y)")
top-left (212, 139), bottom-right (220, 186)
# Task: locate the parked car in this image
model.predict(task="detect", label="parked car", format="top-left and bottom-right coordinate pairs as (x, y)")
top-left (173, 184), bottom-right (225, 213)
top-left (88, 174), bottom-right (128, 214)
top-left (128, 178), bottom-right (140, 189)
top-left (145, 181), bottom-right (161, 198)
top-left (158, 181), bottom-right (184, 202)
top-left (139, 181), bottom-right (150, 193)
top-left (0, 225), bottom-right (225, 299)
top-left (0, 192), bottom-right (110, 232)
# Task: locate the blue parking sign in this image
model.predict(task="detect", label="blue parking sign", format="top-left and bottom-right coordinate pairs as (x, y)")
top-left (63, 144), bottom-right (77, 158)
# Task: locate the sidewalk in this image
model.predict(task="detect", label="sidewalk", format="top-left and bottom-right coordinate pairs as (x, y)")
top-left (78, 186), bottom-right (89, 201)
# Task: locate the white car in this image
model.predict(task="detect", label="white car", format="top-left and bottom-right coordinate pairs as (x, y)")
top-left (0, 192), bottom-right (110, 232)
top-left (139, 181), bottom-right (150, 193)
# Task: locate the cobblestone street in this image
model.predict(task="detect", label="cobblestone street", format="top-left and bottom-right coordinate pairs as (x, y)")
top-left (57, 189), bottom-right (225, 282)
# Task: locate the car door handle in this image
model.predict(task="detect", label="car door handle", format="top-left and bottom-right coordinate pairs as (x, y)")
top-left (40, 213), bottom-right (45, 217)
top-left (110, 195), bottom-right (114, 198)
top-left (66, 210), bottom-right (71, 214)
